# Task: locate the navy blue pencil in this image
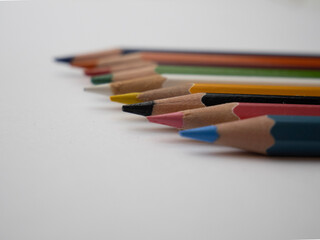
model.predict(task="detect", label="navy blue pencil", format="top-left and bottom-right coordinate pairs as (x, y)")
top-left (56, 47), bottom-right (320, 63)
top-left (180, 115), bottom-right (320, 156)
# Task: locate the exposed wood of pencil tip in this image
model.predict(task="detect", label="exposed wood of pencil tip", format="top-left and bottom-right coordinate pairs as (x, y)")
top-left (97, 53), bottom-right (142, 67)
top-left (85, 74), bottom-right (166, 95)
top-left (151, 93), bottom-right (207, 115)
top-left (74, 48), bottom-right (122, 61)
top-left (84, 60), bottom-right (156, 76)
top-left (110, 74), bottom-right (166, 94)
top-left (182, 103), bottom-right (240, 129)
top-left (71, 52), bottom-right (141, 68)
top-left (112, 64), bottom-right (158, 81)
top-left (138, 83), bottom-right (194, 102)
top-left (215, 115), bottom-right (275, 154)
top-left (108, 60), bottom-right (155, 72)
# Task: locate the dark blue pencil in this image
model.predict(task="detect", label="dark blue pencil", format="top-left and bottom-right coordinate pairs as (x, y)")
top-left (55, 47), bottom-right (320, 63)
top-left (180, 115), bottom-right (320, 156)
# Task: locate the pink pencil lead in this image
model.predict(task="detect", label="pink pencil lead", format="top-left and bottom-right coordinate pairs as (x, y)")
top-left (147, 112), bottom-right (184, 128)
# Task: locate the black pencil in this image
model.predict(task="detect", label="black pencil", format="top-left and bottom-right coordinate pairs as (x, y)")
top-left (122, 93), bottom-right (320, 116)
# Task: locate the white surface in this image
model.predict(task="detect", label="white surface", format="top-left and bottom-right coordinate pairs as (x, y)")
top-left (1, 1), bottom-right (320, 239)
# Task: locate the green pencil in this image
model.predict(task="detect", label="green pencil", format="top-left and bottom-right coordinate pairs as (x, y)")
top-left (91, 65), bottom-right (320, 85)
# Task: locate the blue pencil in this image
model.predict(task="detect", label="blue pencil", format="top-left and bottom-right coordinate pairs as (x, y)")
top-left (180, 115), bottom-right (320, 156)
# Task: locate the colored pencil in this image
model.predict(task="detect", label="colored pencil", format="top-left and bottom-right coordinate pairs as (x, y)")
top-left (55, 48), bottom-right (122, 63)
top-left (55, 47), bottom-right (320, 63)
top-left (122, 93), bottom-right (320, 116)
top-left (57, 48), bottom-right (246, 64)
top-left (84, 60), bottom-right (155, 76)
top-left (147, 102), bottom-right (320, 129)
top-left (85, 73), bottom-right (320, 95)
top-left (85, 74), bottom-right (166, 95)
top-left (91, 65), bottom-right (320, 85)
top-left (56, 50), bottom-right (320, 70)
top-left (110, 83), bottom-right (320, 104)
top-left (91, 65), bottom-right (158, 84)
top-left (70, 53), bottom-right (143, 68)
top-left (179, 115), bottom-right (320, 156)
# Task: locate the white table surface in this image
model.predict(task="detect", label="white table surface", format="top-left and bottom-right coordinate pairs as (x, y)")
top-left (1, 1), bottom-right (320, 239)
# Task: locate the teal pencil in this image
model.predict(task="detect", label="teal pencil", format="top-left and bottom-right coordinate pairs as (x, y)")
top-left (180, 115), bottom-right (320, 156)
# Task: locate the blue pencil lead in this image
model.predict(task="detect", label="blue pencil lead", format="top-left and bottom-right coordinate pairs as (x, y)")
top-left (180, 125), bottom-right (219, 143)
top-left (54, 56), bottom-right (74, 63)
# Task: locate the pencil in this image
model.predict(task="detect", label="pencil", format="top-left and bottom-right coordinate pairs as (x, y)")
top-left (91, 65), bottom-right (158, 84)
top-left (55, 48), bottom-right (122, 63)
top-left (122, 93), bottom-right (320, 116)
top-left (86, 74), bottom-right (320, 95)
top-left (83, 60), bottom-right (155, 76)
top-left (179, 115), bottom-right (320, 156)
top-left (91, 65), bottom-right (320, 85)
top-left (85, 73), bottom-right (320, 95)
top-left (84, 74), bottom-right (166, 95)
top-left (55, 47), bottom-right (320, 63)
top-left (147, 102), bottom-right (320, 129)
top-left (57, 50), bottom-right (320, 70)
top-left (110, 83), bottom-right (320, 104)
top-left (57, 48), bottom-right (243, 64)
top-left (69, 53), bottom-right (142, 68)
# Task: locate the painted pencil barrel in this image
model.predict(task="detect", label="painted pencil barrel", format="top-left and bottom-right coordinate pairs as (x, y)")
top-left (142, 53), bottom-right (320, 69)
top-left (190, 84), bottom-right (320, 97)
top-left (92, 65), bottom-right (320, 84)
top-left (267, 115), bottom-right (320, 156)
top-left (162, 74), bottom-right (320, 87)
top-left (156, 65), bottom-right (320, 78)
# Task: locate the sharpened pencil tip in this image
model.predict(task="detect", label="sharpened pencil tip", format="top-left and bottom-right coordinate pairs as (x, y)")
top-left (147, 112), bottom-right (184, 128)
top-left (55, 56), bottom-right (74, 63)
top-left (122, 101), bottom-right (155, 116)
top-left (91, 74), bottom-right (113, 85)
top-left (110, 92), bottom-right (143, 104)
top-left (179, 126), bottom-right (219, 142)
top-left (84, 84), bottom-right (111, 95)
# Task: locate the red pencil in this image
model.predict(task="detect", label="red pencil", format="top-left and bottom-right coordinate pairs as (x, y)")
top-left (84, 60), bottom-right (155, 76)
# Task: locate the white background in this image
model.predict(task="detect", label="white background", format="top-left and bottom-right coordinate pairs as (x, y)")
top-left (1, 1), bottom-right (320, 239)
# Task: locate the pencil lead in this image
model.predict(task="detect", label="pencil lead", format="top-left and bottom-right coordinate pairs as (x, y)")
top-left (84, 84), bottom-right (111, 95)
top-left (91, 74), bottom-right (113, 85)
top-left (110, 93), bottom-right (143, 104)
top-left (54, 56), bottom-right (74, 63)
top-left (147, 112), bottom-right (184, 128)
top-left (122, 101), bottom-right (155, 116)
top-left (179, 126), bottom-right (219, 143)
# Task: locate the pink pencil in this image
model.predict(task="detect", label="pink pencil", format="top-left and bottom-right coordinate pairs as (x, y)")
top-left (147, 102), bottom-right (320, 129)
